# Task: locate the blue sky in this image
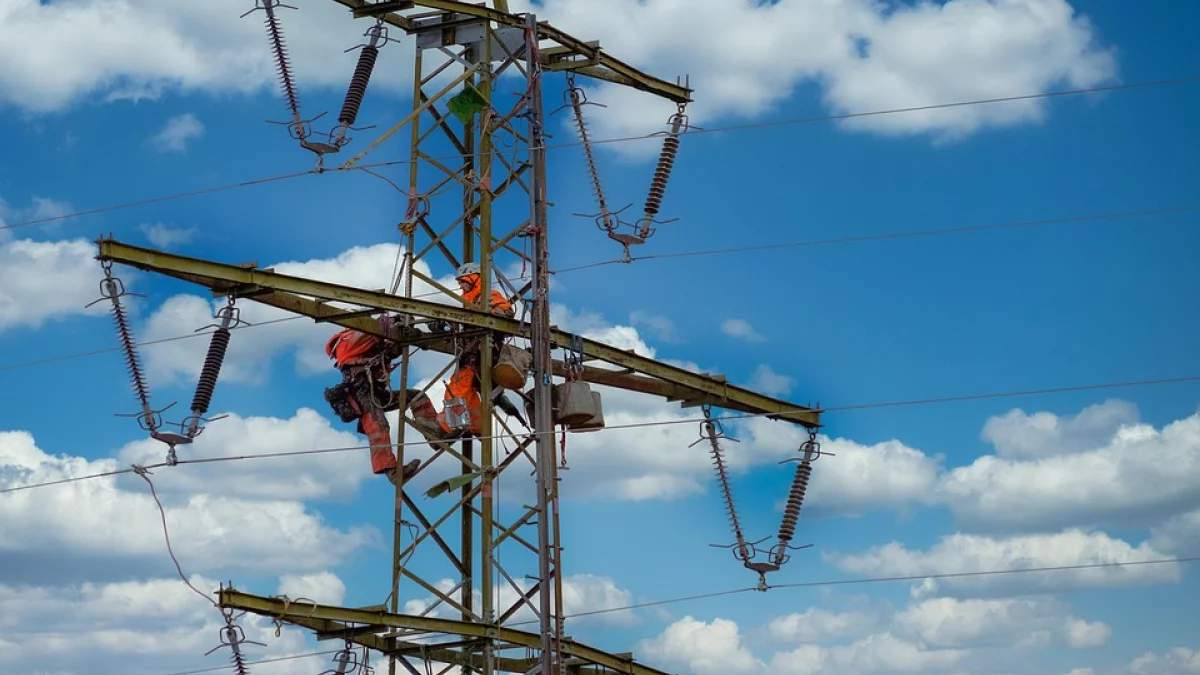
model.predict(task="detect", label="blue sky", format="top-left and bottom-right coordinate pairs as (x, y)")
top-left (1, 1), bottom-right (1198, 674)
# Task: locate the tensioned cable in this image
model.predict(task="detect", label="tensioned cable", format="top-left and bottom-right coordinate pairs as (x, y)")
top-left (159, 650), bottom-right (342, 675)
top-left (0, 289), bottom-right (451, 374)
top-left (152, 555), bottom-right (1199, 673)
top-left (4, 373), bottom-right (1198, 496)
top-left (3, 75), bottom-right (1197, 234)
top-left (553, 205), bottom-right (1200, 274)
top-left (1, 202), bottom-right (1193, 376)
top-left (571, 75), bottom-right (1200, 150)
top-left (517, 556), bottom-right (1200, 624)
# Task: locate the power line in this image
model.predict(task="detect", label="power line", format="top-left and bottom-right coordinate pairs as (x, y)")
top-left (160, 650), bottom-right (341, 675)
top-left (153, 555), bottom-right (1198, 673)
top-left (0, 170), bottom-right (317, 233)
top-left (2, 200), bottom-right (1193, 376)
top-left (553, 205), bottom-right (1200, 274)
top-left (518, 556), bottom-right (1200, 625)
top-left (3, 76), bottom-right (1197, 234)
top-left (0, 289), bottom-right (450, 374)
top-left (0, 316), bottom-right (304, 373)
top-left (4, 373), bottom-right (1198, 496)
top-left (573, 75), bottom-right (1200, 150)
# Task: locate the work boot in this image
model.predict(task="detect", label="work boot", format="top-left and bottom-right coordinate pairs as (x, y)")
top-left (384, 459), bottom-right (422, 487)
top-left (404, 388), bottom-right (448, 445)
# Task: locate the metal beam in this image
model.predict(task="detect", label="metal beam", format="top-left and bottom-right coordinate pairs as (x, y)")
top-left (219, 588), bottom-right (674, 675)
top-left (95, 238), bottom-right (821, 428)
top-left (327, 0), bottom-right (692, 103)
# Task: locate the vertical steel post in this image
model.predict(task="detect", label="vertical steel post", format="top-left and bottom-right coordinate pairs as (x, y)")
top-left (478, 23), bottom-right (497, 675)
top-left (525, 12), bottom-right (556, 675)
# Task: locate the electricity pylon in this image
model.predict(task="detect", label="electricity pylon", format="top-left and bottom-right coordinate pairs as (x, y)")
top-left (95, 2), bottom-right (821, 673)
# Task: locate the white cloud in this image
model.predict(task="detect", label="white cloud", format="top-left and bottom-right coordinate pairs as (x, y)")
top-left (746, 364), bottom-right (794, 396)
top-left (1149, 508), bottom-right (1200, 557)
top-left (740, 419), bottom-right (943, 518)
top-left (825, 529), bottom-right (1184, 598)
top-left (892, 597), bottom-right (1109, 650)
top-left (509, 0), bottom-right (1117, 159)
top-left (150, 113), bottom-right (205, 152)
top-left (1126, 643), bottom-right (1200, 675)
top-left (637, 616), bottom-right (764, 675)
top-left (1064, 618), bottom-right (1111, 649)
top-left (937, 410), bottom-right (1200, 532)
top-left (139, 242), bottom-right (450, 387)
top-left (767, 607), bottom-right (880, 644)
top-left (0, 236), bottom-right (114, 332)
top-left (980, 399), bottom-right (1140, 458)
top-left (721, 318), bottom-right (764, 343)
top-left (553, 304), bottom-right (656, 357)
top-left (0, 0), bottom-right (388, 113)
top-left (115, 407), bottom-right (372, 501)
top-left (644, 592), bottom-right (1117, 675)
top-left (140, 222), bottom-right (197, 249)
top-left (277, 571), bottom-right (346, 607)
top-left (0, 427), bottom-right (379, 580)
top-left (1, 0), bottom-right (1115, 156)
top-left (629, 309), bottom-right (679, 343)
top-left (0, 574), bottom-right (324, 675)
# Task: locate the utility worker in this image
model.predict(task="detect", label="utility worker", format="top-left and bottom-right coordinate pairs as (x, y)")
top-left (323, 319), bottom-right (433, 486)
top-left (427, 262), bottom-right (518, 437)
top-left (324, 263), bottom-right (524, 478)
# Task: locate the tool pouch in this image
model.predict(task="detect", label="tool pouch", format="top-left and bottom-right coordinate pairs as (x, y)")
top-left (324, 383), bottom-right (360, 423)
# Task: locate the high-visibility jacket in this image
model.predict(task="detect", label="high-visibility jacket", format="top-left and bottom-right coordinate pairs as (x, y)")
top-left (437, 364), bottom-right (483, 435)
top-left (459, 273), bottom-right (514, 317)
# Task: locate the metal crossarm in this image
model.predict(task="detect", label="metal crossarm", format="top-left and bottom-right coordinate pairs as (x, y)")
top-left (96, 237), bottom-right (822, 428)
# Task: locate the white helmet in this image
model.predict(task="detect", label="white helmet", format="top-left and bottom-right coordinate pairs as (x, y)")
top-left (455, 262), bottom-right (481, 279)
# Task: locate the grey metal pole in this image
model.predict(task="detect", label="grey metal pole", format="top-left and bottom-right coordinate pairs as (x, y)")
top-left (525, 12), bottom-right (556, 675)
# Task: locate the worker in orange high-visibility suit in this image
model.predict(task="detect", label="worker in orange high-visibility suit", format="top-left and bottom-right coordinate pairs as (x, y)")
top-left (323, 322), bottom-right (431, 485)
top-left (412, 262), bottom-right (517, 438)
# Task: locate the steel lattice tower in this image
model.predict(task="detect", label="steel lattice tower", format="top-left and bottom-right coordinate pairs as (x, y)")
top-left (94, 2), bottom-right (821, 674)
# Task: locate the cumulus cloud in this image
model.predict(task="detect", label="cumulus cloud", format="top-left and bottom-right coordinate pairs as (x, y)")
top-left (0, 427), bottom-right (379, 584)
top-left (508, 0), bottom-right (1117, 158)
top-left (277, 571), bottom-right (346, 606)
top-left (150, 113), bottom-right (205, 152)
top-left (637, 616), bottom-right (764, 675)
top-left (139, 242), bottom-right (452, 386)
top-left (0, 0), bottom-right (384, 113)
top-left (825, 529), bottom-right (1183, 598)
top-left (938, 410), bottom-right (1200, 532)
top-left (766, 607), bottom-right (881, 643)
top-left (1126, 643), bottom-right (1200, 675)
top-left (0, 574), bottom-right (324, 675)
top-left (140, 222), bottom-right (198, 249)
top-left (980, 399), bottom-right (1140, 458)
top-left (642, 592), bottom-right (1118, 675)
top-left (0, 0), bottom-right (1118, 163)
top-left (629, 309), bottom-right (679, 343)
top-left (1149, 508), bottom-right (1200, 557)
top-left (721, 318), bottom-right (764, 343)
top-left (745, 364), bottom-right (794, 396)
top-left (739, 418), bottom-right (943, 518)
top-left (115, 407), bottom-right (373, 501)
top-left (0, 236), bottom-right (114, 332)
top-left (892, 597), bottom-right (1109, 650)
